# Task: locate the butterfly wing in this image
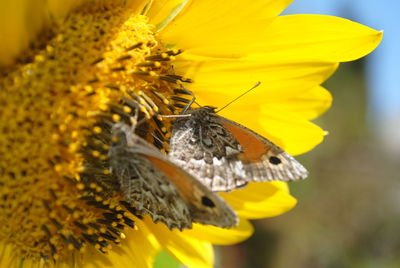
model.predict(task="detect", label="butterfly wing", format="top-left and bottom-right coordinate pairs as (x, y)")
top-left (169, 107), bottom-right (308, 192)
top-left (169, 111), bottom-right (249, 192)
top-left (110, 152), bottom-right (193, 230)
top-left (218, 116), bottom-right (308, 182)
top-left (110, 122), bottom-right (237, 229)
top-left (142, 153), bottom-right (238, 228)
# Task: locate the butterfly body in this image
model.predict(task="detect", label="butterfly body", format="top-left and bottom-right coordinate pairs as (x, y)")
top-left (109, 121), bottom-right (237, 230)
top-left (169, 106), bottom-right (308, 192)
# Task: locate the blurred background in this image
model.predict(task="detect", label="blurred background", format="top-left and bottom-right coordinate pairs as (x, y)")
top-left (217, 0), bottom-right (400, 267)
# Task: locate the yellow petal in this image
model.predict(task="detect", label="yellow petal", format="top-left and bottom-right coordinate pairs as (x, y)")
top-left (221, 182), bottom-right (297, 219)
top-left (175, 55), bottom-right (338, 108)
top-left (270, 181), bottom-right (291, 192)
top-left (182, 218), bottom-right (254, 245)
top-left (266, 85), bottom-right (333, 120)
top-left (0, 242), bottom-right (16, 267)
top-left (0, 0), bottom-right (48, 66)
top-left (216, 85), bottom-right (332, 122)
top-left (259, 104), bottom-right (327, 154)
top-left (145, 217), bottom-right (214, 268)
top-left (160, 0), bottom-right (293, 55)
top-left (147, 0), bottom-right (190, 31)
top-left (218, 103), bottom-right (327, 155)
top-left (251, 14), bottom-right (383, 62)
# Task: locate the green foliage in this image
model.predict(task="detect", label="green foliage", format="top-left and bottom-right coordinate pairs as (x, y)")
top-left (153, 251), bottom-right (181, 268)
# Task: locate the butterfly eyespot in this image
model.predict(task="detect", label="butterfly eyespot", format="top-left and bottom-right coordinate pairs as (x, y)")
top-left (269, 156), bottom-right (282, 165)
top-left (201, 196), bottom-right (215, 208)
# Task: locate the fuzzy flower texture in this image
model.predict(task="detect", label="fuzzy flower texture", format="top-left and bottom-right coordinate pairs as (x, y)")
top-left (0, 0), bottom-right (381, 267)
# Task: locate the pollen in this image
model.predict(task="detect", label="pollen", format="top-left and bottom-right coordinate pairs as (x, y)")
top-left (0, 2), bottom-right (192, 263)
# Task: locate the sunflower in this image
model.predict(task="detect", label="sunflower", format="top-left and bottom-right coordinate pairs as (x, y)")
top-left (0, 0), bottom-right (381, 267)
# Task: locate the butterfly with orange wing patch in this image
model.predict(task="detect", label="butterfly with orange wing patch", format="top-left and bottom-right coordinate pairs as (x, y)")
top-left (168, 106), bottom-right (308, 192)
top-left (109, 119), bottom-right (237, 230)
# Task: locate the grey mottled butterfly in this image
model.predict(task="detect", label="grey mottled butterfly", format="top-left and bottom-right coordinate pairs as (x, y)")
top-left (109, 119), bottom-right (237, 230)
top-left (168, 106), bottom-right (308, 192)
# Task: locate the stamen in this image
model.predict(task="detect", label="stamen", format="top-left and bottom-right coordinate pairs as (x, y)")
top-left (91, 57), bottom-right (105, 65)
top-left (139, 91), bottom-right (159, 112)
top-left (125, 42), bottom-right (143, 51)
top-left (170, 96), bottom-right (192, 104)
top-left (87, 78), bottom-right (100, 84)
top-left (136, 61), bottom-right (161, 67)
top-left (110, 66), bottom-right (126, 72)
top-left (116, 55), bottom-right (132, 62)
top-left (104, 84), bottom-right (120, 90)
top-left (145, 53), bottom-right (171, 61)
top-left (158, 75), bottom-right (179, 83)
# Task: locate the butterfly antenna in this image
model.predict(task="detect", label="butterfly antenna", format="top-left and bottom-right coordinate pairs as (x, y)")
top-left (215, 82), bottom-right (261, 113)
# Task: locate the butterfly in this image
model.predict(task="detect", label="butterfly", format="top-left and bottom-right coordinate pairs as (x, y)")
top-left (108, 119), bottom-right (237, 230)
top-left (168, 106), bottom-right (308, 192)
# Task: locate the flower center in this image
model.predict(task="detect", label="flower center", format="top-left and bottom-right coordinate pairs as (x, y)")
top-left (0, 2), bottom-right (191, 263)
